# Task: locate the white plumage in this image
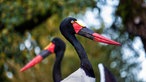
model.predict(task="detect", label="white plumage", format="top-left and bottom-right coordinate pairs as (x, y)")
top-left (98, 63), bottom-right (117, 82)
top-left (98, 63), bottom-right (105, 82)
top-left (61, 68), bottom-right (96, 82)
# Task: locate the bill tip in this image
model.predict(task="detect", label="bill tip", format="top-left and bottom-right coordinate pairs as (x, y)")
top-left (117, 43), bottom-right (121, 46)
top-left (20, 68), bottom-right (24, 72)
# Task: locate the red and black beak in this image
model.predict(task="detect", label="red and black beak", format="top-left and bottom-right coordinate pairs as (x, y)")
top-left (20, 43), bottom-right (55, 72)
top-left (71, 21), bottom-right (121, 46)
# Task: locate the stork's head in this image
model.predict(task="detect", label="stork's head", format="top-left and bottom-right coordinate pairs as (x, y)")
top-left (60, 17), bottom-right (121, 46)
top-left (20, 38), bottom-right (66, 72)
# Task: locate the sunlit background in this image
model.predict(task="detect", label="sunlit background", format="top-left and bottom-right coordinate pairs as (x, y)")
top-left (1, 0), bottom-right (146, 82)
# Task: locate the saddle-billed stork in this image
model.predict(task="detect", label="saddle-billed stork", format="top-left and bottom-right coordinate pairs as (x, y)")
top-left (20, 38), bottom-right (66, 82)
top-left (59, 17), bottom-right (120, 82)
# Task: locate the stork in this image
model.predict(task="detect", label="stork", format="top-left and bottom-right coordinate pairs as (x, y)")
top-left (20, 38), bottom-right (66, 82)
top-left (59, 17), bottom-right (120, 82)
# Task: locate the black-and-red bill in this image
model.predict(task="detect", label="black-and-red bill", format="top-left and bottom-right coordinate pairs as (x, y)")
top-left (20, 43), bottom-right (55, 72)
top-left (20, 55), bottom-right (43, 72)
top-left (71, 21), bottom-right (121, 46)
top-left (92, 33), bottom-right (120, 45)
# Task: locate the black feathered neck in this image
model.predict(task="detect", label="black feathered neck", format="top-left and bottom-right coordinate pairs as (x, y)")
top-left (60, 17), bottom-right (95, 78)
top-left (52, 38), bottom-right (66, 82)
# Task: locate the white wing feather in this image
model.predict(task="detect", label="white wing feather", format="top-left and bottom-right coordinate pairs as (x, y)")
top-left (61, 68), bottom-right (95, 82)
